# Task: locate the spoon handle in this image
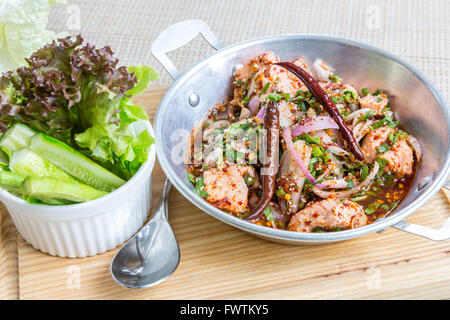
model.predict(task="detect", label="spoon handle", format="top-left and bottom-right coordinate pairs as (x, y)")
top-left (152, 179), bottom-right (172, 221)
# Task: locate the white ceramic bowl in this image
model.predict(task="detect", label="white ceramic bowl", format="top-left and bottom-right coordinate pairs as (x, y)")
top-left (0, 125), bottom-right (156, 258)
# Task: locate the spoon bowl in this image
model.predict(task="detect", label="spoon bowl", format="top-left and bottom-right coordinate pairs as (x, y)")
top-left (110, 179), bottom-right (180, 289)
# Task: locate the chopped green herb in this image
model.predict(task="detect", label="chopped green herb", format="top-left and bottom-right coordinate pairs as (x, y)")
top-left (371, 114), bottom-right (397, 129)
top-left (384, 173), bottom-right (395, 186)
top-left (264, 206), bottom-right (274, 221)
top-left (199, 190), bottom-right (208, 199)
top-left (242, 96), bottom-right (251, 105)
top-left (375, 157), bottom-right (389, 172)
top-left (339, 108), bottom-right (349, 117)
top-left (343, 90), bottom-right (357, 103)
top-left (329, 74), bottom-right (341, 83)
top-left (194, 176), bottom-right (208, 199)
top-left (267, 93), bottom-right (282, 102)
top-left (322, 152), bottom-right (331, 163)
top-left (244, 173), bottom-right (255, 186)
top-left (364, 201), bottom-right (381, 214)
top-left (261, 82), bottom-right (270, 94)
top-left (373, 89), bottom-right (382, 95)
top-left (351, 194), bottom-right (368, 202)
top-left (283, 93), bottom-right (291, 101)
top-left (312, 227), bottom-right (324, 232)
top-left (312, 145), bottom-right (323, 157)
top-left (377, 142), bottom-right (392, 154)
top-left (297, 133), bottom-right (322, 146)
top-left (361, 88), bottom-right (371, 97)
top-left (187, 173), bottom-right (196, 184)
top-left (297, 101), bottom-right (307, 112)
top-left (360, 164), bottom-right (369, 181)
top-left (358, 110), bottom-right (375, 122)
top-left (275, 187), bottom-right (286, 198)
top-left (330, 96), bottom-right (339, 104)
top-left (346, 178), bottom-right (355, 188)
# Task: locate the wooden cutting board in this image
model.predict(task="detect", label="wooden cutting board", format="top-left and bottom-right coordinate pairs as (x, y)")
top-left (0, 86), bottom-right (449, 300)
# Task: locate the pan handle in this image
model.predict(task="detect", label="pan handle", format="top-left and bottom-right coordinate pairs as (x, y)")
top-left (392, 217), bottom-right (450, 241)
top-left (151, 20), bottom-right (225, 79)
top-left (391, 177), bottom-right (450, 241)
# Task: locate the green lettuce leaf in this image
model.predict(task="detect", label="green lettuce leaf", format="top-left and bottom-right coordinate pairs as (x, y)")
top-left (126, 65), bottom-right (159, 96)
top-left (0, 0), bottom-right (65, 73)
top-left (74, 64), bottom-right (158, 179)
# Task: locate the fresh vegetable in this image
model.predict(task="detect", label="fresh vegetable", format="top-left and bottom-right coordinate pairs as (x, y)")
top-left (10, 148), bottom-right (78, 183)
top-left (0, 170), bottom-right (25, 192)
top-left (283, 127), bottom-right (316, 183)
top-left (23, 177), bottom-right (108, 202)
top-left (29, 133), bottom-right (125, 192)
top-left (291, 116), bottom-right (338, 137)
top-left (0, 0), bottom-right (64, 73)
top-left (0, 35), bottom-right (158, 205)
top-left (0, 122), bottom-right (35, 157)
top-left (0, 35), bottom-right (157, 179)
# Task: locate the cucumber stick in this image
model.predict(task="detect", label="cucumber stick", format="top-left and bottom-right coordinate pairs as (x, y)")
top-left (22, 195), bottom-right (75, 206)
top-left (10, 149), bottom-right (78, 183)
top-left (0, 170), bottom-right (25, 193)
top-left (29, 133), bottom-right (125, 191)
top-left (23, 177), bottom-right (108, 202)
top-left (0, 123), bottom-right (36, 157)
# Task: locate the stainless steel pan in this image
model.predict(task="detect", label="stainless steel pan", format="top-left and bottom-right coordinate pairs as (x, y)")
top-left (151, 20), bottom-right (450, 244)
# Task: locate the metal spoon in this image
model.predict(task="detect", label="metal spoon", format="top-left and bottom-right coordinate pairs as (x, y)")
top-left (110, 179), bottom-right (180, 289)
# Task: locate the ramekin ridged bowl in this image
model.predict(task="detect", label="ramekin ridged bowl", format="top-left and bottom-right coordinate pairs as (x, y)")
top-left (0, 125), bottom-right (156, 258)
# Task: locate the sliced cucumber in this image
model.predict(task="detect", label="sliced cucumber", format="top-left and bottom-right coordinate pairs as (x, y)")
top-left (29, 133), bottom-right (125, 192)
top-left (23, 177), bottom-right (108, 202)
top-left (0, 123), bottom-right (36, 157)
top-left (0, 170), bottom-right (25, 193)
top-left (0, 149), bottom-right (9, 165)
top-left (22, 195), bottom-right (76, 206)
top-left (10, 149), bottom-right (78, 183)
top-left (0, 170), bottom-right (25, 188)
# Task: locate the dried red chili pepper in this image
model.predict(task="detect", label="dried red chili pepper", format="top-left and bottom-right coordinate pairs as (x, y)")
top-left (275, 62), bottom-right (365, 161)
top-left (246, 101), bottom-right (279, 221)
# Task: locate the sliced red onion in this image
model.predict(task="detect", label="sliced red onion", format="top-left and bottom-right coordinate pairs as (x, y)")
top-left (312, 161), bottom-right (379, 199)
top-left (407, 135), bottom-right (422, 161)
top-left (272, 208), bottom-right (290, 224)
top-left (292, 116), bottom-right (339, 137)
top-left (326, 145), bottom-right (350, 156)
top-left (345, 108), bottom-right (372, 122)
top-left (202, 120), bottom-right (229, 140)
top-left (239, 107), bottom-right (251, 120)
top-left (248, 96), bottom-right (260, 115)
top-left (316, 165), bottom-right (332, 181)
top-left (353, 120), bottom-right (374, 143)
top-left (283, 127), bottom-right (316, 183)
top-left (255, 106), bottom-right (266, 121)
top-left (314, 178), bottom-right (350, 189)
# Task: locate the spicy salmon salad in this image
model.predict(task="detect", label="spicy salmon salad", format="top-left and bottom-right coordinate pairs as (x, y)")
top-left (185, 51), bottom-right (422, 233)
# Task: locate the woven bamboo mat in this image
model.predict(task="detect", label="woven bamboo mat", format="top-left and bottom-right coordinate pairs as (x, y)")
top-left (47, 0), bottom-right (449, 100)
